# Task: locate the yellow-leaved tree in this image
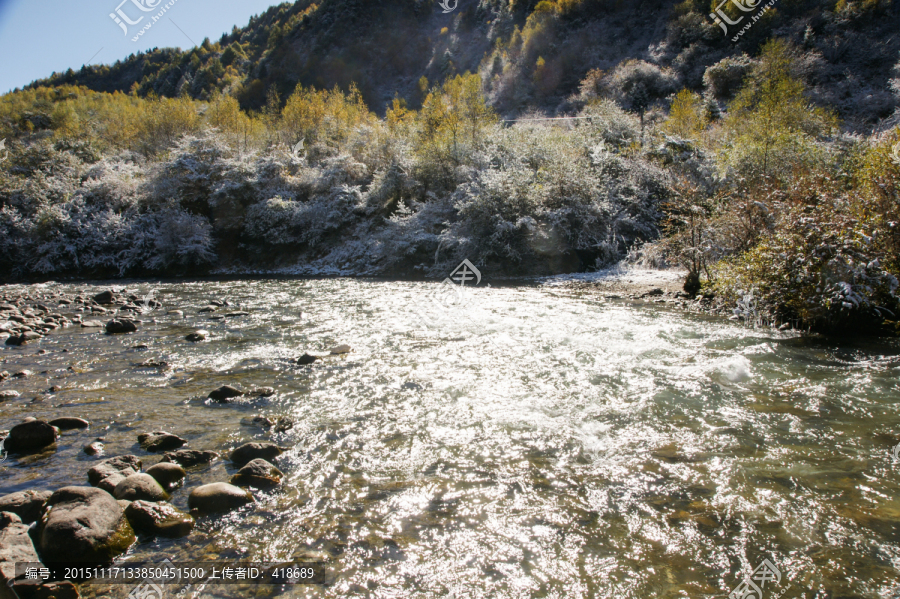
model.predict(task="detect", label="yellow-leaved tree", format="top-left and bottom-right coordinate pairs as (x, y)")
top-left (721, 39), bottom-right (837, 181)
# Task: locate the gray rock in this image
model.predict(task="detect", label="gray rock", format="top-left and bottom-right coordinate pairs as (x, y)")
top-left (329, 344), bottom-right (352, 355)
top-left (0, 490), bottom-right (53, 524)
top-left (188, 483), bottom-right (253, 514)
top-left (159, 449), bottom-right (218, 468)
top-left (231, 459), bottom-right (283, 489)
top-left (0, 512), bottom-right (42, 593)
top-left (230, 443), bottom-right (287, 467)
top-left (137, 431), bottom-right (186, 452)
top-left (185, 330), bottom-right (208, 342)
top-left (105, 319), bottom-right (137, 334)
top-left (49, 417), bottom-right (89, 430)
top-left (4, 420), bottom-right (58, 454)
top-left (81, 320), bottom-right (105, 328)
top-left (87, 456), bottom-right (142, 493)
top-left (124, 501), bottom-right (194, 538)
top-left (208, 385), bottom-right (244, 402)
top-left (113, 474), bottom-right (169, 502)
top-left (36, 486), bottom-right (135, 564)
top-left (145, 462), bottom-right (185, 488)
top-left (0, 390), bottom-right (20, 400)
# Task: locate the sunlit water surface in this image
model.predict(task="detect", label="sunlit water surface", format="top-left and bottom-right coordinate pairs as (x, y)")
top-left (2, 278), bottom-right (900, 598)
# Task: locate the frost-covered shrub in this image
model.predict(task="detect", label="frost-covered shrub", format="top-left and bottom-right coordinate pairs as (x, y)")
top-left (703, 54), bottom-right (754, 101)
top-left (244, 186), bottom-right (363, 247)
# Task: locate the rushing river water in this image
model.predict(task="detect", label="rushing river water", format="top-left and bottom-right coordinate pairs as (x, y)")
top-left (2, 276), bottom-right (900, 598)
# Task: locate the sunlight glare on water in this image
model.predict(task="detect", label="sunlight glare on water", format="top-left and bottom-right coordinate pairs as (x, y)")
top-left (2, 278), bottom-right (900, 598)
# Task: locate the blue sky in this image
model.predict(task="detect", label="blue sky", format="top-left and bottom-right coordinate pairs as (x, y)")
top-left (0, 0), bottom-right (283, 94)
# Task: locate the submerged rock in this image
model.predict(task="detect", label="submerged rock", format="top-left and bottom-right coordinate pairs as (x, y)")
top-left (231, 459), bottom-right (283, 489)
top-left (297, 353), bottom-right (318, 365)
top-left (138, 431), bottom-right (186, 452)
top-left (0, 490), bottom-right (53, 524)
top-left (159, 449), bottom-right (218, 468)
top-left (185, 330), bottom-right (208, 342)
top-left (4, 420), bottom-right (58, 454)
top-left (230, 443), bottom-right (287, 467)
top-left (329, 344), bottom-right (352, 355)
top-left (124, 500), bottom-right (194, 538)
top-left (252, 387), bottom-right (276, 398)
top-left (114, 474), bottom-right (169, 502)
top-left (105, 319), bottom-right (137, 335)
top-left (208, 385), bottom-right (245, 402)
top-left (188, 483), bottom-right (253, 514)
top-left (0, 390), bottom-right (20, 400)
top-left (83, 441), bottom-right (104, 456)
top-left (49, 417), bottom-right (89, 430)
top-left (37, 486), bottom-right (135, 564)
top-left (81, 320), bottom-right (105, 328)
top-left (145, 462), bottom-right (186, 489)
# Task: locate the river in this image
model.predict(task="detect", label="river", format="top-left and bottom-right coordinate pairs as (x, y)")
top-left (2, 276), bottom-right (900, 598)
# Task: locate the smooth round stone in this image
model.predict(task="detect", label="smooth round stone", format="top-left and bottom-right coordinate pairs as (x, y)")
top-left (49, 417), bottom-right (90, 430)
top-left (124, 500), bottom-right (194, 538)
top-left (145, 462), bottom-right (186, 488)
top-left (208, 385), bottom-right (244, 402)
top-left (113, 474), bottom-right (169, 502)
top-left (37, 486), bottom-right (135, 563)
top-left (88, 455), bottom-right (142, 489)
top-left (188, 483), bottom-right (254, 514)
top-left (230, 443), bottom-right (287, 467)
top-left (230, 459), bottom-right (283, 489)
top-left (137, 431), bottom-right (186, 452)
top-left (83, 441), bottom-right (104, 456)
top-left (4, 420), bottom-right (58, 454)
top-left (185, 330), bottom-right (207, 342)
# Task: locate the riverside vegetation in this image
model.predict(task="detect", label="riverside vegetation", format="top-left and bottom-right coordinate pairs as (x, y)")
top-left (1, 2), bottom-right (899, 336)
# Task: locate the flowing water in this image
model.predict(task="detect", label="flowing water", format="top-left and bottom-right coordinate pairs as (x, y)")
top-left (2, 277), bottom-right (900, 598)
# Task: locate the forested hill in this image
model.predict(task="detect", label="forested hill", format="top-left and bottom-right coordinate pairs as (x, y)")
top-left (25, 0), bottom-right (900, 129)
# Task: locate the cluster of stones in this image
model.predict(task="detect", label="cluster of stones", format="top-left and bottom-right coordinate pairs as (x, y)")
top-left (0, 422), bottom-right (287, 598)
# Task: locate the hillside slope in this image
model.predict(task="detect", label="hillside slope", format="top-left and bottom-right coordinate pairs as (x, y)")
top-left (25, 0), bottom-right (900, 130)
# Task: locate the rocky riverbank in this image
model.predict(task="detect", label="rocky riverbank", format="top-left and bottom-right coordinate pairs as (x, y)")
top-left (0, 286), bottom-right (352, 598)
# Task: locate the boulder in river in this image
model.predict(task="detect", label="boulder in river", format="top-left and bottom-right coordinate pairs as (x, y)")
top-left (4, 420), bottom-right (58, 454)
top-left (0, 390), bottom-right (20, 400)
top-left (81, 320), bottom-right (105, 328)
top-left (92, 290), bottom-right (115, 305)
top-left (252, 387), bottom-right (276, 398)
top-left (0, 490), bottom-right (53, 524)
top-left (114, 474), bottom-right (169, 502)
top-left (145, 462), bottom-right (186, 489)
top-left (5, 332), bottom-right (41, 346)
top-left (230, 459), bottom-right (283, 489)
top-left (137, 431), bottom-right (186, 452)
top-left (37, 486), bottom-right (135, 564)
top-left (329, 344), bottom-right (352, 355)
top-left (185, 330), bottom-right (208, 342)
top-left (208, 385), bottom-right (244, 402)
top-left (188, 483), bottom-right (253, 515)
top-left (230, 442), bottom-right (288, 467)
top-left (49, 417), bottom-right (89, 430)
top-left (105, 319), bottom-right (137, 335)
top-left (124, 500), bottom-right (194, 538)
top-left (297, 353), bottom-right (318, 365)
top-left (159, 449), bottom-right (218, 468)
top-left (88, 455), bottom-right (142, 493)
